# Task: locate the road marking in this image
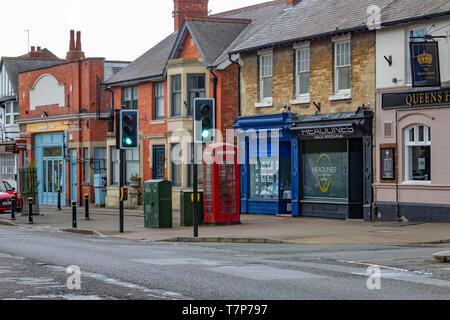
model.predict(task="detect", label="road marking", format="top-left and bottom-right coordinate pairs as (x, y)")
top-left (210, 265), bottom-right (328, 281)
top-left (131, 258), bottom-right (221, 266)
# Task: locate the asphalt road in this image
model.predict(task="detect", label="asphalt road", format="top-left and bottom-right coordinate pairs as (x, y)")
top-left (0, 225), bottom-right (449, 301)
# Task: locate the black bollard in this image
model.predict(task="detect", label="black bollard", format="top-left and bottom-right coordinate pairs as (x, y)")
top-left (10, 194), bottom-right (16, 220)
top-left (72, 201), bottom-right (77, 228)
top-left (84, 194), bottom-right (90, 220)
top-left (28, 197), bottom-right (33, 224)
top-left (57, 189), bottom-right (61, 211)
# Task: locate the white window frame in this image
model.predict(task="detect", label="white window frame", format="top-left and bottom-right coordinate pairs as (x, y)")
top-left (406, 26), bottom-right (427, 85)
top-left (292, 43), bottom-right (310, 104)
top-left (404, 124), bottom-right (431, 184)
top-left (259, 52), bottom-right (273, 105)
top-left (5, 101), bottom-right (19, 127)
top-left (334, 40), bottom-right (351, 93)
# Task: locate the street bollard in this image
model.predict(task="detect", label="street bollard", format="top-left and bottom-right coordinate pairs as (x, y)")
top-left (10, 194), bottom-right (16, 220)
top-left (57, 189), bottom-right (62, 211)
top-left (84, 194), bottom-right (90, 220)
top-left (28, 197), bottom-right (33, 224)
top-left (72, 201), bottom-right (77, 229)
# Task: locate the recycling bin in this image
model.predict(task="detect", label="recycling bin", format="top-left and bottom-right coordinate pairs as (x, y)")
top-left (144, 179), bottom-right (172, 228)
top-left (180, 190), bottom-right (203, 226)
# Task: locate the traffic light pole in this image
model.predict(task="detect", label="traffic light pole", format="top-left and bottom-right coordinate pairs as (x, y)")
top-left (119, 148), bottom-right (124, 233)
top-left (193, 143), bottom-right (199, 238)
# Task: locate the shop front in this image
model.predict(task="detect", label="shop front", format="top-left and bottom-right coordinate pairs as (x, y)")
top-left (234, 113), bottom-right (300, 216)
top-left (375, 86), bottom-right (450, 222)
top-left (291, 107), bottom-right (374, 220)
top-left (25, 121), bottom-right (69, 206)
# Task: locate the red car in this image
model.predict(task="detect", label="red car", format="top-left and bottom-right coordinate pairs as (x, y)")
top-left (0, 181), bottom-right (23, 213)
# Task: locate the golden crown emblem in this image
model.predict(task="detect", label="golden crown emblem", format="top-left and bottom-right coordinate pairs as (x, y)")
top-left (417, 52), bottom-right (433, 66)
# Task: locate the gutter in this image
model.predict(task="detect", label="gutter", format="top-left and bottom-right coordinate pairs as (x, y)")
top-left (228, 53), bottom-right (241, 117)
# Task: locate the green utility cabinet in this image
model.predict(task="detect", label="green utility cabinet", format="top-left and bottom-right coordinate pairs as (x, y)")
top-left (180, 190), bottom-right (203, 226)
top-left (144, 180), bottom-right (172, 228)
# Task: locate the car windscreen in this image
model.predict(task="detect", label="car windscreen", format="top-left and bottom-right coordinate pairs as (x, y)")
top-left (0, 182), bottom-right (14, 192)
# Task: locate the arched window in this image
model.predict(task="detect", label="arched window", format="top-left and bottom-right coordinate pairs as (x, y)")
top-left (405, 124), bottom-right (431, 182)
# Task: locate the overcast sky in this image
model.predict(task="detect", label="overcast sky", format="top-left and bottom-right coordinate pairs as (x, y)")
top-left (0, 0), bottom-right (266, 61)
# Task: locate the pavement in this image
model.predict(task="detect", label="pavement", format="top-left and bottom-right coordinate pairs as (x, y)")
top-left (0, 205), bottom-right (449, 245)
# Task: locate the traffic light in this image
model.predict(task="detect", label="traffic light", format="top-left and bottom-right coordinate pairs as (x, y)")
top-left (119, 110), bottom-right (139, 149)
top-left (194, 98), bottom-right (215, 143)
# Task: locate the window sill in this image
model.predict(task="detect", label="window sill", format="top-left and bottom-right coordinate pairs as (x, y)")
top-left (150, 119), bottom-right (165, 125)
top-left (255, 100), bottom-right (273, 108)
top-left (402, 181), bottom-right (431, 185)
top-left (329, 90), bottom-right (352, 101)
top-left (290, 95), bottom-right (310, 105)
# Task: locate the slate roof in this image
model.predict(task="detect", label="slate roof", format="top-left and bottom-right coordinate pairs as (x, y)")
top-left (104, 31), bottom-right (179, 85)
top-left (232, 0), bottom-right (450, 54)
top-left (180, 19), bottom-right (250, 67)
top-left (104, 0), bottom-right (287, 85)
top-left (1, 57), bottom-right (63, 97)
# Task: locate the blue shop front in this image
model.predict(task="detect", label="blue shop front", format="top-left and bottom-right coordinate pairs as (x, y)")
top-left (234, 107), bottom-right (374, 220)
top-left (234, 113), bottom-right (300, 216)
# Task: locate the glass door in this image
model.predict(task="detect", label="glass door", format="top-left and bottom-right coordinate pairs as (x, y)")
top-left (42, 158), bottom-right (63, 205)
top-left (153, 146), bottom-right (165, 180)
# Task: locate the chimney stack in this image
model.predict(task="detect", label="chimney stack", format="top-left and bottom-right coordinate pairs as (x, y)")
top-left (173, 0), bottom-right (209, 31)
top-left (286, 0), bottom-right (300, 7)
top-left (66, 30), bottom-right (85, 61)
top-left (31, 46), bottom-right (35, 52)
top-left (37, 46), bottom-right (41, 51)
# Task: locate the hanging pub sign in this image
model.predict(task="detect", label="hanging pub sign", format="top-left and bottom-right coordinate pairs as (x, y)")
top-left (410, 41), bottom-right (441, 88)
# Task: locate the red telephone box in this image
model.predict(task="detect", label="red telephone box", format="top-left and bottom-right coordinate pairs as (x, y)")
top-left (203, 143), bottom-right (240, 224)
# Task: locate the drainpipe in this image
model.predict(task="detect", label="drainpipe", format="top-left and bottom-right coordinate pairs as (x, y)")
top-left (228, 53), bottom-right (241, 117)
top-left (208, 67), bottom-right (218, 134)
top-left (395, 109), bottom-right (401, 221)
top-left (104, 87), bottom-right (115, 132)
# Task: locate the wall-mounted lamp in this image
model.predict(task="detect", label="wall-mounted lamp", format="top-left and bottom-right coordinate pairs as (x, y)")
top-left (384, 55), bottom-right (393, 67)
top-left (313, 101), bottom-right (321, 113)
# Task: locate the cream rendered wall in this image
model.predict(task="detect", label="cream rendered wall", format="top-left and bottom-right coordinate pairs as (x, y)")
top-left (376, 17), bottom-right (450, 89)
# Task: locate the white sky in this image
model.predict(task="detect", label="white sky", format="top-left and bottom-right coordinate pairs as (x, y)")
top-left (0, 0), bottom-right (266, 61)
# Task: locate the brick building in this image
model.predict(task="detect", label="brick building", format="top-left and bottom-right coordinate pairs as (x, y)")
top-left (17, 31), bottom-right (128, 206)
top-left (104, 0), bottom-right (287, 210)
top-left (0, 47), bottom-right (61, 189)
top-left (233, 0), bottom-right (450, 221)
top-left (232, 0), bottom-right (385, 220)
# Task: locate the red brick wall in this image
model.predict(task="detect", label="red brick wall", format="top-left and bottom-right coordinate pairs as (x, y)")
top-left (18, 58), bottom-right (110, 205)
top-left (177, 33), bottom-right (202, 59)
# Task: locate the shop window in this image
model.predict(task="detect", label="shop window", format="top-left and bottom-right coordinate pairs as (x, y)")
top-left (154, 82), bottom-right (165, 120)
top-left (171, 143), bottom-right (182, 187)
top-left (296, 47), bottom-right (310, 96)
top-left (259, 54), bottom-right (273, 102)
top-left (123, 86), bottom-right (138, 109)
top-left (171, 75), bottom-right (182, 117)
top-left (110, 147), bottom-right (140, 185)
top-left (405, 124), bottom-right (431, 182)
top-left (187, 74), bottom-right (206, 116)
top-left (5, 101), bottom-right (19, 126)
top-left (249, 138), bottom-right (291, 200)
top-left (302, 140), bottom-right (349, 201)
top-left (334, 40), bottom-right (351, 92)
top-left (94, 147), bottom-right (106, 174)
